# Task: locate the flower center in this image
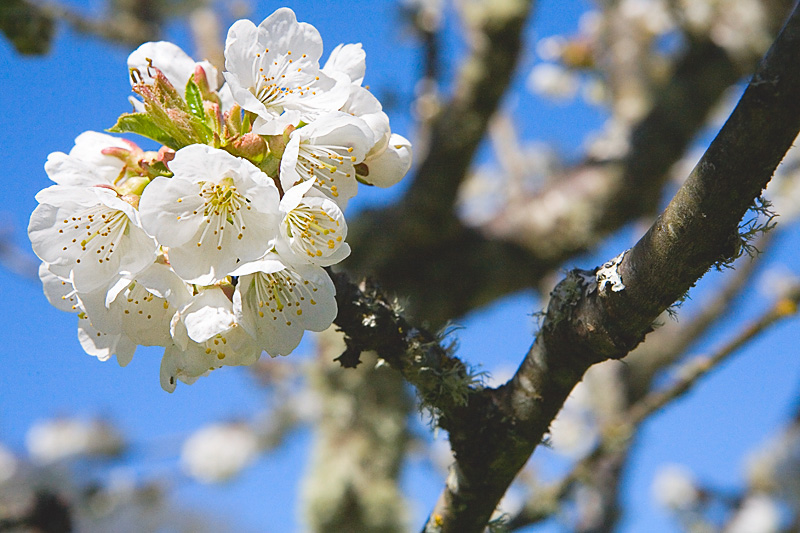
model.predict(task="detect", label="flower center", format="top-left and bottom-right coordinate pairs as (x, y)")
top-left (285, 205), bottom-right (342, 258)
top-left (252, 49), bottom-right (315, 110)
top-left (297, 144), bottom-right (357, 199)
top-left (250, 268), bottom-right (318, 326)
top-left (195, 178), bottom-right (251, 250)
top-left (57, 205), bottom-right (130, 266)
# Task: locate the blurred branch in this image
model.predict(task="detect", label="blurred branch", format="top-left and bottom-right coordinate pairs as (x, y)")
top-left (302, 330), bottom-right (412, 533)
top-left (0, 0), bottom-right (54, 54)
top-left (345, 0), bottom-right (536, 326)
top-left (421, 3), bottom-right (800, 530)
top-left (0, 490), bottom-right (73, 533)
top-left (627, 286), bottom-right (800, 428)
top-left (37, 0), bottom-right (163, 48)
top-left (346, 1), bottom-right (793, 327)
top-left (0, 232), bottom-right (39, 280)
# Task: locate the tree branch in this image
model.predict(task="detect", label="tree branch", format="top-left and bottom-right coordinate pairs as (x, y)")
top-left (422, 4), bottom-right (800, 530)
top-left (345, 1), bottom-right (794, 327)
top-left (344, 0), bottom-right (535, 326)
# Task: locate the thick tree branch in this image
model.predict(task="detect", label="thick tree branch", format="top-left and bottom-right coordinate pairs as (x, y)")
top-left (421, 4), bottom-right (800, 531)
top-left (507, 280), bottom-right (800, 532)
top-left (346, 1), bottom-right (793, 326)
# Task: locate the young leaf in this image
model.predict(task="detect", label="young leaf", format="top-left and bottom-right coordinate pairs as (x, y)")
top-left (184, 78), bottom-right (206, 121)
top-left (108, 113), bottom-right (180, 149)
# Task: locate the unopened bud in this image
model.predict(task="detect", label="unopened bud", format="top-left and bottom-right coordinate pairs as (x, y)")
top-left (193, 65), bottom-right (221, 105)
top-left (232, 133), bottom-right (268, 162)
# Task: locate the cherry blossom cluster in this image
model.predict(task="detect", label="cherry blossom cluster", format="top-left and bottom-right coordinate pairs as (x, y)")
top-left (28, 8), bottom-right (412, 392)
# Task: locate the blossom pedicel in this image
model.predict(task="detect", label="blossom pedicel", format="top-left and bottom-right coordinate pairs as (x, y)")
top-left (28, 7), bottom-right (412, 392)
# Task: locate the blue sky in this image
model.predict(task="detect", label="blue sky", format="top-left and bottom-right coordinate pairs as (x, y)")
top-left (2, 1), bottom-right (800, 531)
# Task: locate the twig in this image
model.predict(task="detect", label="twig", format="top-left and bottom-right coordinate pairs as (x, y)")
top-left (627, 287), bottom-right (800, 427)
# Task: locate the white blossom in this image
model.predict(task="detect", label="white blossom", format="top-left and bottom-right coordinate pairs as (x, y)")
top-left (279, 112), bottom-right (373, 208)
top-left (26, 418), bottom-right (124, 464)
top-left (30, 6), bottom-right (413, 390)
top-left (139, 145), bottom-right (280, 285)
top-left (29, 185), bottom-right (156, 293)
top-left (232, 254), bottom-right (337, 357)
top-left (223, 8), bottom-right (349, 135)
top-left (275, 178), bottom-right (350, 266)
top-left (181, 423), bottom-right (259, 483)
top-left (727, 494), bottom-right (781, 533)
top-left (652, 464), bottom-right (700, 511)
top-left (160, 287), bottom-right (261, 392)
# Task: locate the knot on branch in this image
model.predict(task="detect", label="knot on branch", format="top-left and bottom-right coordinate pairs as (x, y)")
top-left (543, 266), bottom-right (646, 367)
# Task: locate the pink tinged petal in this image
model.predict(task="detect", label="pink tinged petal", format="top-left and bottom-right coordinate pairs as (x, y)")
top-left (323, 43), bottom-right (366, 84)
top-left (38, 263), bottom-right (80, 313)
top-left (232, 260), bottom-right (336, 357)
top-left (361, 134), bottom-right (413, 188)
top-left (44, 153), bottom-right (114, 188)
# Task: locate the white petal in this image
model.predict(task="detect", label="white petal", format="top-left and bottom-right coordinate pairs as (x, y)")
top-left (233, 259), bottom-right (336, 356)
top-left (38, 263), bottom-right (80, 313)
top-left (361, 133), bottom-right (413, 188)
top-left (128, 41), bottom-right (219, 93)
top-left (179, 288), bottom-right (237, 344)
top-left (323, 43), bottom-right (366, 84)
top-left (68, 131), bottom-right (132, 178)
top-left (78, 314), bottom-right (137, 366)
top-left (139, 146), bottom-right (280, 283)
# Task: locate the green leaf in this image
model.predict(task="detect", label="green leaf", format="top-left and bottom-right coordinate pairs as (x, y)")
top-left (184, 78), bottom-right (206, 121)
top-left (108, 113), bottom-right (180, 149)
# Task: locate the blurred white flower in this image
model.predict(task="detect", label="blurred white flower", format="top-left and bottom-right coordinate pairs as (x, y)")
top-left (181, 423), bottom-right (259, 483)
top-left (726, 494), bottom-right (781, 533)
top-left (527, 63), bottom-right (578, 100)
top-left (652, 464), bottom-right (700, 511)
top-left (26, 418), bottom-right (124, 464)
top-left (536, 36), bottom-right (567, 62)
top-left (547, 382), bottom-right (598, 459)
top-left (620, 0), bottom-right (675, 36)
top-left (0, 444), bottom-right (18, 484)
